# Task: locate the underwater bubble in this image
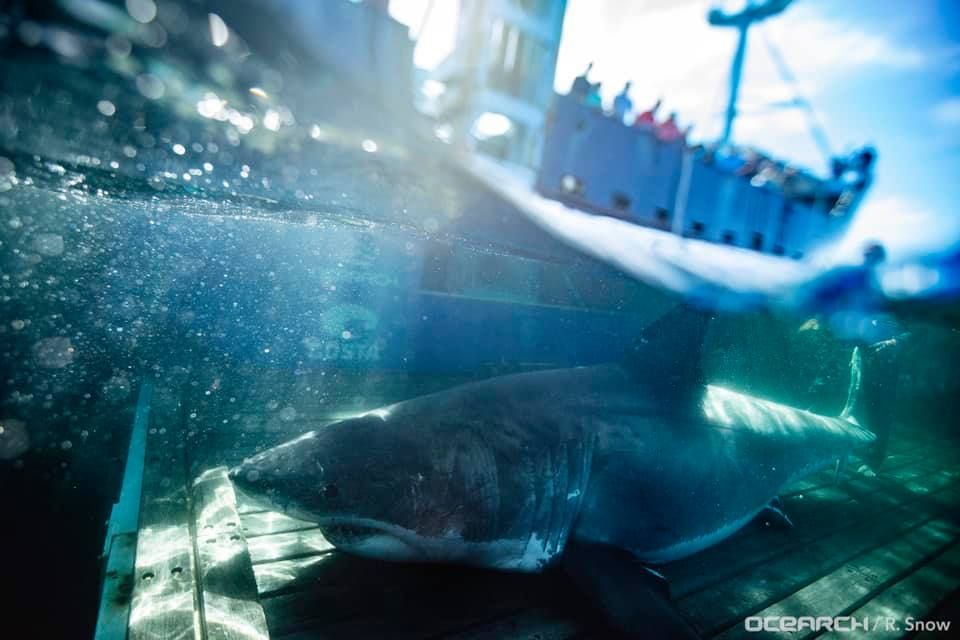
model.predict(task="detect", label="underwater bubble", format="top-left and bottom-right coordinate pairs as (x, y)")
top-left (172, 143), bottom-right (186, 156)
top-left (10, 319), bottom-right (25, 330)
top-left (279, 407), bottom-right (297, 422)
top-left (0, 419), bottom-right (29, 460)
top-left (18, 21), bottom-right (42, 47)
top-left (125, 0), bottom-right (157, 24)
top-left (96, 100), bottom-right (116, 117)
top-left (32, 233), bottom-right (64, 257)
top-left (135, 74), bottom-right (165, 100)
top-left (105, 34), bottom-right (132, 58)
top-left (103, 373), bottom-right (132, 401)
top-left (61, 440), bottom-right (72, 450)
top-left (263, 110), bottom-right (281, 132)
top-left (33, 337), bottom-right (75, 368)
top-left (208, 13), bottom-right (229, 47)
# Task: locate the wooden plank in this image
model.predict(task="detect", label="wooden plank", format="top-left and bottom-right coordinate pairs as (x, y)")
top-left (247, 528), bottom-right (335, 565)
top-left (438, 608), bottom-right (581, 640)
top-left (714, 519), bottom-right (959, 640)
top-left (265, 565), bottom-right (546, 640)
top-left (821, 541), bottom-right (960, 639)
top-left (129, 384), bottom-right (201, 640)
top-left (915, 586), bottom-right (960, 639)
top-left (676, 482), bottom-right (960, 635)
top-left (192, 467), bottom-right (270, 640)
top-left (668, 460), bottom-right (957, 599)
top-left (253, 555), bottom-right (338, 597)
top-left (904, 469), bottom-right (960, 495)
top-left (781, 438), bottom-right (937, 498)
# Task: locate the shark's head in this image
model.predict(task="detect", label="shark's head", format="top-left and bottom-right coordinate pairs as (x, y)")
top-left (229, 411), bottom-right (484, 562)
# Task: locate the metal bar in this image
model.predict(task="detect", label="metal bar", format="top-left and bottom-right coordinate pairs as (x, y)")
top-left (94, 380), bottom-right (154, 640)
top-left (113, 381), bottom-right (153, 540)
top-left (721, 25), bottom-right (749, 146)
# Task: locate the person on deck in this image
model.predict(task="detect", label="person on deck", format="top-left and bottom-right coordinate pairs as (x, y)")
top-left (634, 98), bottom-right (662, 127)
top-left (585, 83), bottom-right (603, 109)
top-left (570, 62), bottom-right (594, 98)
top-left (656, 112), bottom-right (685, 143)
top-left (613, 81), bottom-right (633, 123)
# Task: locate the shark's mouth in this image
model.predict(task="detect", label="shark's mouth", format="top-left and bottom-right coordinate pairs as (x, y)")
top-left (316, 516), bottom-right (421, 559)
top-left (321, 522), bottom-right (388, 546)
top-left (315, 516), bottom-right (563, 570)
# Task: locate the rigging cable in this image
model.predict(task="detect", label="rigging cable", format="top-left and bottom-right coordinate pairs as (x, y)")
top-left (758, 25), bottom-right (835, 167)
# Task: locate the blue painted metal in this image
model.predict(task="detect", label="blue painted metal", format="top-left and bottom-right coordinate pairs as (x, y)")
top-left (535, 93), bottom-right (856, 258)
top-left (537, 96), bottom-right (683, 228)
top-left (95, 381), bottom-right (154, 640)
top-left (102, 381), bottom-right (153, 553)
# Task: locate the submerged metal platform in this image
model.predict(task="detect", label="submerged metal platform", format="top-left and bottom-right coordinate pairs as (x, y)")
top-left (102, 376), bottom-right (960, 639)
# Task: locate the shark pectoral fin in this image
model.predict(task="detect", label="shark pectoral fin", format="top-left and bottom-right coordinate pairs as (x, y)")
top-left (756, 497), bottom-right (794, 530)
top-left (561, 542), bottom-right (700, 639)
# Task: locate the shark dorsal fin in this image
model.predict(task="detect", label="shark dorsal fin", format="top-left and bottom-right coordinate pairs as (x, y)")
top-left (622, 303), bottom-right (712, 402)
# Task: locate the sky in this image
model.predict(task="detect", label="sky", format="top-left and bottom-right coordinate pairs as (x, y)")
top-left (392, 0), bottom-right (960, 261)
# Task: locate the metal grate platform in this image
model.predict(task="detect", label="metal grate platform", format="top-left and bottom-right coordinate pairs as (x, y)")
top-left (114, 377), bottom-right (960, 639)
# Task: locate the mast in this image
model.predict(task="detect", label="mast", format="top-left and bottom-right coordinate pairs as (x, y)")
top-left (708, 0), bottom-right (794, 146)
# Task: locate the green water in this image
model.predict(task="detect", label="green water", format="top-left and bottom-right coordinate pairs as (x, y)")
top-left (1, 3), bottom-right (958, 638)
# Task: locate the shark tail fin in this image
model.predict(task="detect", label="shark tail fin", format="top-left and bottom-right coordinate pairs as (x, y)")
top-left (840, 336), bottom-right (905, 469)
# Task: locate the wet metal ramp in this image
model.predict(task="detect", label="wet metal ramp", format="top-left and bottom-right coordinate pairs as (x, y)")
top-left (113, 379), bottom-right (960, 639)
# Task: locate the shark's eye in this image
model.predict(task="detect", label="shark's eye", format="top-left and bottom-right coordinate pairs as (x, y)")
top-left (323, 483), bottom-right (339, 499)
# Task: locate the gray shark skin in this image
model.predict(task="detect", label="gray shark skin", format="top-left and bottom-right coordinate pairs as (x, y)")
top-left (230, 306), bottom-right (877, 571)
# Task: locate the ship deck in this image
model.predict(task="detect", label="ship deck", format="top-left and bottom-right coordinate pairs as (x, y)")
top-left (105, 375), bottom-right (960, 639)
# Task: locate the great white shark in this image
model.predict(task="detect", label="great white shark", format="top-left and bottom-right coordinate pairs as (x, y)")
top-left (230, 306), bottom-right (890, 576)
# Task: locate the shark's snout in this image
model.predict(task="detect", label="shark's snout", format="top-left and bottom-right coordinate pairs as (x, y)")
top-left (228, 458), bottom-right (267, 494)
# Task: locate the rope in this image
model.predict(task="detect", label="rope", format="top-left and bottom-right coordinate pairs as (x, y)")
top-left (758, 25), bottom-right (835, 166)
